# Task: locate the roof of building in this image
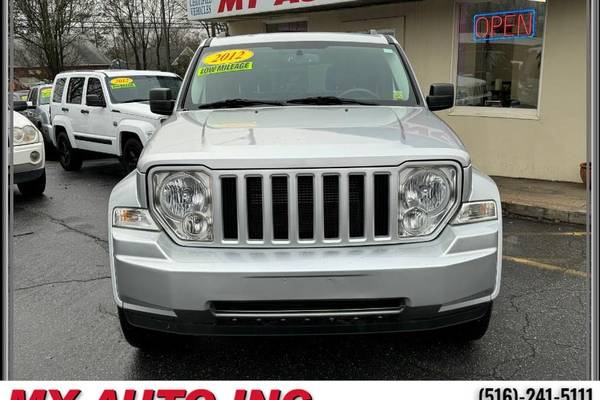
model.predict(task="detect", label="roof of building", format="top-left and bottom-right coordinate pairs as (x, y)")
top-left (209, 32), bottom-right (390, 47)
top-left (13, 38), bottom-right (111, 68)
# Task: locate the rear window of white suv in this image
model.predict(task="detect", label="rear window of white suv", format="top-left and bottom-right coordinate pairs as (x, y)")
top-left (53, 78), bottom-right (66, 103)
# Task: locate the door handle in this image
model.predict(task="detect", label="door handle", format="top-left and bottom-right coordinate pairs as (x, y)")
top-left (81, 109), bottom-right (89, 115)
top-left (61, 107), bottom-right (69, 112)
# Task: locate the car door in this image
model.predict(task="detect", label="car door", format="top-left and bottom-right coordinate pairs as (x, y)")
top-left (82, 77), bottom-right (116, 154)
top-left (64, 76), bottom-right (93, 150)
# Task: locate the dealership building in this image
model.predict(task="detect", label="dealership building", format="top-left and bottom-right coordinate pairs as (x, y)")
top-left (189, 0), bottom-right (587, 182)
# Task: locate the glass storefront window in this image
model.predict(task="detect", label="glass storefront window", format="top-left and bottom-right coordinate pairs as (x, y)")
top-left (455, 1), bottom-right (546, 109)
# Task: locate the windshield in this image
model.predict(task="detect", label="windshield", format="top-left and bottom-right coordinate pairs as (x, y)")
top-left (184, 42), bottom-right (419, 109)
top-left (106, 75), bottom-right (182, 104)
top-left (39, 86), bottom-right (52, 105)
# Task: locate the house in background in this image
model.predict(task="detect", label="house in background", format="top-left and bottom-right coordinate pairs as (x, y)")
top-left (12, 38), bottom-right (111, 88)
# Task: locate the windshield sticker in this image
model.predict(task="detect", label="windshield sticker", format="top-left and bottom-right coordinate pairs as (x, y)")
top-left (393, 90), bottom-right (406, 101)
top-left (197, 61), bottom-right (254, 76)
top-left (202, 49), bottom-right (254, 66)
top-left (110, 77), bottom-right (136, 89)
top-left (40, 88), bottom-right (52, 98)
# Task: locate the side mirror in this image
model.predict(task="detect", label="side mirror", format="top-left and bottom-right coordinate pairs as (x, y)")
top-left (13, 100), bottom-right (27, 112)
top-left (86, 94), bottom-right (106, 107)
top-left (27, 101), bottom-right (36, 109)
top-left (426, 83), bottom-right (454, 111)
top-left (150, 88), bottom-right (175, 116)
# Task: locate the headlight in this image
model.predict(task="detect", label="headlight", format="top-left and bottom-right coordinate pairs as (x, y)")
top-left (152, 170), bottom-right (213, 241)
top-left (13, 125), bottom-right (39, 146)
top-left (398, 166), bottom-right (457, 237)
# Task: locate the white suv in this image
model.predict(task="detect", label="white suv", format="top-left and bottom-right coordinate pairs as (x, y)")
top-left (12, 104), bottom-right (46, 196)
top-left (50, 70), bottom-right (182, 172)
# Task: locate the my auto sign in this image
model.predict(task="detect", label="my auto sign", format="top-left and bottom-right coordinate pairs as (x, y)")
top-left (188, 0), bottom-right (358, 20)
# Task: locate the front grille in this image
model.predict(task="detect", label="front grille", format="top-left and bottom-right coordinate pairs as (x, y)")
top-left (216, 168), bottom-right (401, 246)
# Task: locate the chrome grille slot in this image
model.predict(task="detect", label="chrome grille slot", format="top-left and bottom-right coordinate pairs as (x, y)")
top-left (246, 177), bottom-right (263, 240)
top-left (271, 176), bottom-right (289, 240)
top-left (374, 174), bottom-right (390, 236)
top-left (348, 174), bottom-right (365, 238)
top-left (220, 177), bottom-right (238, 240)
top-left (323, 175), bottom-right (340, 239)
top-left (297, 175), bottom-right (314, 240)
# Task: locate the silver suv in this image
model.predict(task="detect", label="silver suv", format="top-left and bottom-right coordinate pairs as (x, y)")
top-left (109, 33), bottom-right (502, 348)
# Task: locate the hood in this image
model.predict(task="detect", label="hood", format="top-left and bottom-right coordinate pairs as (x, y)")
top-left (112, 102), bottom-right (161, 120)
top-left (138, 106), bottom-right (469, 172)
top-left (12, 111), bottom-right (33, 129)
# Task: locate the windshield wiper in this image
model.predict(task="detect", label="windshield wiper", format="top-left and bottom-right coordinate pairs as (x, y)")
top-left (120, 98), bottom-right (149, 103)
top-left (198, 99), bottom-right (285, 109)
top-left (286, 96), bottom-right (377, 106)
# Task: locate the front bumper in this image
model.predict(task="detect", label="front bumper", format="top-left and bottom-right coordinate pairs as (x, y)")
top-left (111, 219), bottom-right (501, 336)
top-left (13, 142), bottom-right (45, 183)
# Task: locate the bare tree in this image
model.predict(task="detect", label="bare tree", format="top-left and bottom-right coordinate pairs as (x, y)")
top-left (159, 0), bottom-right (186, 71)
top-left (148, 0), bottom-right (163, 69)
top-left (105, 0), bottom-right (153, 69)
top-left (13, 0), bottom-right (93, 77)
top-left (198, 21), bottom-right (229, 39)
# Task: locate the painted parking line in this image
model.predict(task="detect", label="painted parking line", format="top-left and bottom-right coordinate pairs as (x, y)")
top-left (503, 255), bottom-right (588, 278)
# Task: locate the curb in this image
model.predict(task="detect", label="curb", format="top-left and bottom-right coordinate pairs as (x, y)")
top-left (501, 201), bottom-right (587, 225)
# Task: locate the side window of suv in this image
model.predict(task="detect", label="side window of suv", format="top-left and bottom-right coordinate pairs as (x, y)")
top-left (66, 77), bottom-right (85, 104)
top-left (86, 78), bottom-right (105, 103)
top-left (53, 78), bottom-right (66, 103)
top-left (29, 88), bottom-right (38, 105)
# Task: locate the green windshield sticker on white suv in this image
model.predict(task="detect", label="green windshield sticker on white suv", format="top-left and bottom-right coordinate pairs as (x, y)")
top-left (393, 90), bottom-right (406, 100)
top-left (40, 88), bottom-right (52, 98)
top-left (197, 62), bottom-right (254, 77)
top-left (110, 77), bottom-right (137, 89)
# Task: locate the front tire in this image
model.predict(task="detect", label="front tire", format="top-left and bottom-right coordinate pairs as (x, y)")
top-left (120, 137), bottom-right (143, 174)
top-left (57, 132), bottom-right (83, 171)
top-left (17, 170), bottom-right (46, 197)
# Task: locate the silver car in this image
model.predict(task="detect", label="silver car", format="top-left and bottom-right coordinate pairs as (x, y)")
top-left (109, 33), bottom-right (502, 349)
top-left (24, 84), bottom-right (54, 152)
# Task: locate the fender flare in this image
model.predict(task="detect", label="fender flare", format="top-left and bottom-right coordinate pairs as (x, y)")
top-left (116, 119), bottom-right (157, 156)
top-left (51, 115), bottom-right (76, 148)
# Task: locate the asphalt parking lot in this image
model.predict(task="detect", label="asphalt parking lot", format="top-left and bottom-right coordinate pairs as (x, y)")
top-left (10, 159), bottom-right (590, 380)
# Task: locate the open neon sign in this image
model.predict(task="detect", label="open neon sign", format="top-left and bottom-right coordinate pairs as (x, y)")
top-left (472, 9), bottom-right (537, 42)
